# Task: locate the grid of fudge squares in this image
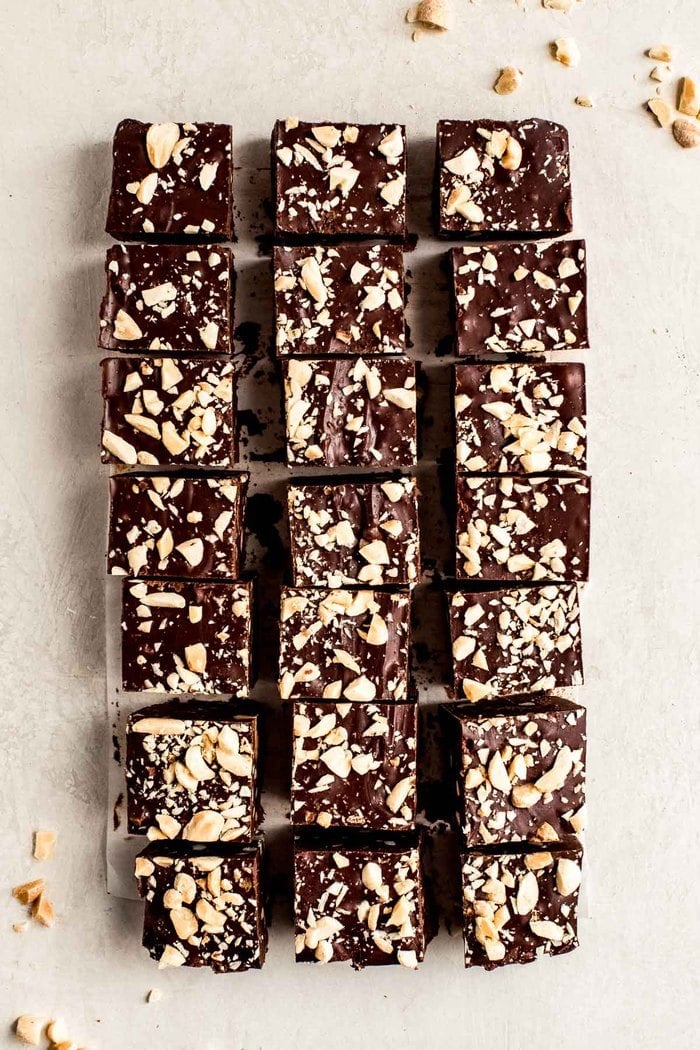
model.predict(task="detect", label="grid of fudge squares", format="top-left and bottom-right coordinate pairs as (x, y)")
top-left (99, 244), bottom-right (233, 354)
top-left (456, 474), bottom-right (591, 583)
top-left (454, 362), bottom-right (587, 474)
top-left (288, 476), bottom-right (420, 588)
top-left (107, 472), bottom-right (248, 579)
top-left (293, 833), bottom-right (433, 968)
top-left (101, 357), bottom-right (237, 468)
top-left (274, 243), bottom-right (405, 356)
top-left (135, 839), bottom-right (267, 972)
top-left (436, 119), bottom-right (572, 238)
top-left (443, 697), bottom-right (586, 846)
top-left (461, 838), bottom-right (583, 968)
top-left (451, 240), bottom-right (588, 358)
top-left (449, 585), bottom-right (583, 701)
top-left (106, 119), bottom-right (234, 241)
top-left (292, 701), bottom-right (417, 831)
top-left (121, 579), bottom-right (253, 696)
top-left (273, 120), bottom-right (406, 240)
top-left (279, 587), bottom-right (411, 702)
top-left (125, 701), bottom-right (260, 842)
top-left (283, 356), bottom-right (417, 469)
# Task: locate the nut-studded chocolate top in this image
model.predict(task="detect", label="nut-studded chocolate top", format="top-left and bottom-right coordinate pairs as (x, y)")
top-left (451, 240), bottom-right (588, 357)
top-left (126, 702), bottom-right (259, 843)
top-left (99, 244), bottom-right (233, 354)
top-left (456, 474), bottom-right (591, 583)
top-left (106, 119), bottom-right (233, 241)
top-left (283, 357), bottom-right (417, 468)
top-left (273, 120), bottom-right (406, 240)
top-left (437, 119), bottom-right (572, 237)
top-left (294, 835), bottom-right (429, 968)
top-left (101, 357), bottom-right (237, 468)
top-left (455, 362), bottom-right (587, 473)
top-left (449, 585), bottom-right (584, 700)
top-left (121, 579), bottom-right (253, 696)
top-left (135, 840), bottom-right (266, 972)
top-left (444, 697), bottom-right (586, 845)
top-left (461, 839), bottom-right (583, 968)
top-left (108, 473), bottom-right (247, 579)
top-left (288, 476), bottom-right (420, 587)
top-left (292, 702), bottom-right (417, 831)
top-left (274, 243), bottom-right (405, 356)
top-left (279, 588), bottom-right (411, 702)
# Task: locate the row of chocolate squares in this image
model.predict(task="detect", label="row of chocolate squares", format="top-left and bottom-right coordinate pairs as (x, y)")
top-left (98, 238), bottom-right (588, 361)
top-left (125, 697), bottom-right (585, 845)
top-left (134, 831), bottom-right (583, 973)
top-left (106, 117), bottom-right (573, 245)
top-left (117, 578), bottom-right (584, 703)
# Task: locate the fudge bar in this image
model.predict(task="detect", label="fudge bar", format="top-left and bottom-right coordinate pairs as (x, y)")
top-left (294, 833), bottom-right (432, 967)
top-left (451, 240), bottom-right (588, 357)
top-left (283, 357), bottom-right (417, 469)
top-left (456, 474), bottom-right (591, 583)
top-left (108, 472), bottom-right (247, 579)
top-left (443, 697), bottom-right (586, 845)
top-left (121, 579), bottom-right (253, 696)
top-left (99, 244), bottom-right (233, 354)
top-left (292, 702), bottom-right (417, 830)
top-left (436, 119), bottom-right (572, 238)
top-left (101, 357), bottom-right (237, 468)
top-left (449, 585), bottom-right (583, 700)
top-left (106, 119), bottom-right (233, 241)
top-left (455, 362), bottom-right (587, 474)
top-left (273, 120), bottom-right (406, 241)
top-left (126, 701), bottom-right (260, 841)
top-left (288, 476), bottom-right (420, 587)
top-left (135, 839), bottom-right (267, 971)
top-left (279, 587), bottom-right (411, 702)
top-left (274, 243), bottom-right (405, 356)
top-left (461, 839), bottom-right (583, 968)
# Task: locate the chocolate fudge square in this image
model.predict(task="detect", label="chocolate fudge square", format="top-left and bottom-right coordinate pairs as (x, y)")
top-left (283, 357), bottom-right (417, 469)
top-left (126, 701), bottom-right (260, 841)
top-left (461, 839), bottom-right (583, 968)
top-left (106, 119), bottom-right (233, 241)
top-left (121, 579), bottom-right (253, 696)
top-left (436, 119), bottom-right (572, 238)
top-left (135, 839), bottom-right (267, 972)
top-left (455, 362), bottom-right (587, 474)
top-left (449, 585), bottom-right (583, 700)
top-left (101, 357), bottom-right (237, 468)
top-left (292, 701), bottom-right (417, 830)
top-left (273, 120), bottom-right (406, 241)
top-left (288, 476), bottom-right (420, 587)
top-left (279, 587), bottom-right (411, 702)
top-left (108, 472), bottom-right (247, 579)
top-left (451, 240), bottom-right (588, 357)
top-left (456, 474), bottom-right (591, 583)
top-left (274, 243), bottom-right (405, 356)
top-left (443, 697), bottom-right (586, 846)
top-left (294, 832), bottom-right (432, 967)
top-left (99, 244), bottom-right (233, 354)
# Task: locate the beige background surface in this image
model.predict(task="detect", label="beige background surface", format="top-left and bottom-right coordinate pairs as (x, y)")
top-left (1, 1), bottom-right (699, 1048)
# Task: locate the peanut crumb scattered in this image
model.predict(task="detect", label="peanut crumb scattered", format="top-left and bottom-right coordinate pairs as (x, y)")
top-left (647, 45), bottom-right (673, 63)
top-left (575, 95), bottom-right (594, 108)
top-left (647, 98), bottom-right (674, 127)
top-left (32, 892), bottom-right (56, 928)
top-left (553, 38), bottom-right (580, 68)
top-left (494, 66), bottom-right (523, 95)
top-left (406, 0), bottom-right (450, 33)
top-left (47, 1019), bottom-right (69, 1044)
top-left (678, 76), bottom-right (699, 117)
top-left (14, 1016), bottom-right (44, 1046)
top-left (33, 830), bottom-right (57, 862)
top-left (12, 879), bottom-right (45, 906)
top-left (672, 118), bottom-right (700, 148)
top-left (543, 0), bottom-right (575, 10)
top-left (650, 64), bottom-right (672, 83)
top-left (147, 988), bottom-right (162, 1004)
top-left (12, 922), bottom-right (28, 934)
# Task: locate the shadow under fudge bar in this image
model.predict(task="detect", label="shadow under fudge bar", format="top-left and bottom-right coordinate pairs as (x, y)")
top-left (107, 472), bottom-right (248, 579)
top-left (283, 356), bottom-right (417, 469)
top-left (134, 838), bottom-right (267, 972)
top-left (121, 578), bottom-right (253, 695)
top-left (99, 243), bottom-right (233, 354)
top-left (106, 119), bottom-right (233, 242)
top-left (451, 240), bottom-right (588, 357)
top-left (436, 119), bottom-right (572, 239)
top-left (274, 243), bottom-right (405, 356)
top-left (273, 119), bottom-right (406, 241)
